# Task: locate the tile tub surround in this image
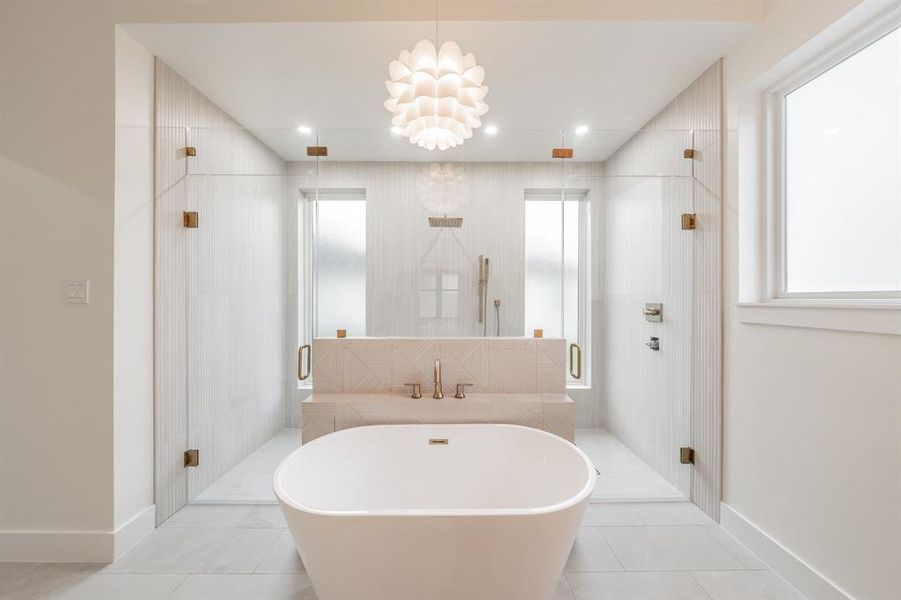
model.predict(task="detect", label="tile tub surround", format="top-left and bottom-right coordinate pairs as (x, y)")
top-left (302, 392), bottom-right (575, 443)
top-left (311, 337), bottom-right (567, 394)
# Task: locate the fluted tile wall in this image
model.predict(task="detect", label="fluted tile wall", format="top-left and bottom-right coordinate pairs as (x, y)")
top-left (601, 61), bottom-right (722, 518)
top-left (154, 60), bottom-right (288, 523)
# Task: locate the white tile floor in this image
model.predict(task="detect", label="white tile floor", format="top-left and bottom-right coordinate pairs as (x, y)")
top-left (575, 428), bottom-right (684, 501)
top-left (193, 429), bottom-right (300, 503)
top-left (0, 502), bottom-right (804, 600)
top-left (192, 427), bottom-right (683, 504)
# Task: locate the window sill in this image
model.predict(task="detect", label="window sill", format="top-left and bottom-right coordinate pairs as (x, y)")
top-left (736, 301), bottom-right (901, 336)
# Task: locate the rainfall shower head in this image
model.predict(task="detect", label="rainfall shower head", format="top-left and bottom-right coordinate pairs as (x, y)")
top-left (428, 214), bottom-right (463, 228)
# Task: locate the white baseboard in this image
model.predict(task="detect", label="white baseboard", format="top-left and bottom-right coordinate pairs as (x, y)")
top-left (113, 504), bottom-right (156, 560)
top-left (720, 503), bottom-right (852, 600)
top-left (0, 504), bottom-right (155, 563)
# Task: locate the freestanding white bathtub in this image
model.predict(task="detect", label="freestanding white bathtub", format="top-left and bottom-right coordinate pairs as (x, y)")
top-left (274, 424), bottom-right (594, 600)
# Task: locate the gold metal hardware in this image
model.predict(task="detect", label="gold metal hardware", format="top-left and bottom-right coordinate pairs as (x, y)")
top-left (336, 329), bottom-right (346, 338)
top-left (429, 438), bottom-right (449, 445)
top-left (404, 383), bottom-right (422, 399)
top-left (454, 383), bottom-right (473, 399)
top-left (680, 447), bottom-right (695, 464)
top-left (552, 148), bottom-right (573, 159)
top-left (683, 148), bottom-right (695, 159)
top-left (184, 146), bottom-right (197, 157)
top-left (306, 146), bottom-right (328, 157)
top-left (297, 344), bottom-right (311, 381)
top-left (183, 211), bottom-right (199, 228)
top-left (681, 213), bottom-right (697, 230)
top-left (533, 329), bottom-right (544, 338)
top-left (433, 359), bottom-right (443, 399)
top-left (184, 449), bottom-right (199, 467)
top-left (569, 342), bottom-right (582, 380)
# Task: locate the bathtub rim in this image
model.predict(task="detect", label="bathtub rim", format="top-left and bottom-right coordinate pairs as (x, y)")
top-left (273, 423), bottom-right (596, 518)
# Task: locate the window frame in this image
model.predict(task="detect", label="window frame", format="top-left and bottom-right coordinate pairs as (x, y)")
top-left (766, 9), bottom-right (901, 303)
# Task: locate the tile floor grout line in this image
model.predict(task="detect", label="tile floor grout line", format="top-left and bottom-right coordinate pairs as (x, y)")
top-left (164, 572), bottom-right (192, 600)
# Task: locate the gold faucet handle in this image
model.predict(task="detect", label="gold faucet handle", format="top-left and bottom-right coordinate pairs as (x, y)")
top-left (403, 383), bottom-right (422, 399)
top-left (454, 383), bottom-right (473, 399)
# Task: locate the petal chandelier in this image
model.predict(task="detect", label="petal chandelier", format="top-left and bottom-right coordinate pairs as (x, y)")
top-left (384, 39), bottom-right (489, 151)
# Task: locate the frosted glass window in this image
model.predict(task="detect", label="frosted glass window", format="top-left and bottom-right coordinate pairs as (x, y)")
top-left (316, 199), bottom-right (366, 335)
top-left (525, 201), bottom-right (563, 337)
top-left (525, 190), bottom-right (588, 383)
top-left (783, 25), bottom-right (901, 294)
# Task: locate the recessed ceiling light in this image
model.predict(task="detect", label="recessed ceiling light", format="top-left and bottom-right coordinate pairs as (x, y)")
top-left (575, 125), bottom-right (589, 135)
top-left (484, 125), bottom-right (498, 135)
top-left (391, 126), bottom-right (404, 135)
top-left (297, 125), bottom-right (312, 134)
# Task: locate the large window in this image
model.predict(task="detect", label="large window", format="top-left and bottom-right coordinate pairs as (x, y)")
top-left (778, 22), bottom-right (901, 297)
top-left (524, 188), bottom-right (590, 384)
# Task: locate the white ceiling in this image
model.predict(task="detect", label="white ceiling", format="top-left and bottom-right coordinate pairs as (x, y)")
top-left (125, 21), bottom-right (754, 162)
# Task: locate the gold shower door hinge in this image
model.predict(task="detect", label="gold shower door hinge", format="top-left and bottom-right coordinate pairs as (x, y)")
top-left (183, 211), bottom-right (199, 228)
top-left (184, 146), bottom-right (197, 157)
top-left (184, 449), bottom-right (199, 467)
top-left (680, 447), bottom-right (695, 465)
top-left (681, 213), bottom-right (697, 230)
top-left (683, 148), bottom-right (695, 159)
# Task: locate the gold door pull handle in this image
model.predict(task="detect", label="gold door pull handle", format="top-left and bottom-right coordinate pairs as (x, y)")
top-left (298, 344), bottom-right (311, 381)
top-left (569, 343), bottom-right (582, 380)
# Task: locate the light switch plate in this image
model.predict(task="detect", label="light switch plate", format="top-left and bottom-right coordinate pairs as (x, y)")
top-left (64, 280), bottom-right (90, 304)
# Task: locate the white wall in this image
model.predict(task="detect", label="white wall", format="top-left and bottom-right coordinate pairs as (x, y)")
top-left (113, 28), bottom-right (156, 555)
top-left (602, 62), bottom-right (723, 512)
top-left (154, 61), bottom-right (288, 523)
top-left (723, 2), bottom-right (901, 598)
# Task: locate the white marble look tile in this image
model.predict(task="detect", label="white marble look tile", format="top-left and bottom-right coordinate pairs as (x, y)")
top-left (554, 575), bottom-right (576, 599)
top-left (161, 505), bottom-right (254, 528)
top-left (692, 571), bottom-right (804, 600)
top-left (592, 471), bottom-right (683, 500)
top-left (169, 574), bottom-right (315, 600)
top-left (633, 502), bottom-right (716, 526)
top-left (0, 564), bottom-right (100, 600)
top-left (254, 530), bottom-right (306, 574)
top-left (580, 503), bottom-right (646, 527)
top-left (565, 527), bottom-right (624, 572)
top-left (104, 528), bottom-right (281, 574)
top-left (567, 571), bottom-right (712, 600)
top-left (707, 526), bottom-right (770, 570)
top-left (44, 574), bottom-right (187, 599)
top-left (193, 472), bottom-right (277, 503)
top-left (589, 451), bottom-right (654, 474)
top-left (237, 504), bottom-right (288, 528)
top-left (600, 526), bottom-right (745, 571)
